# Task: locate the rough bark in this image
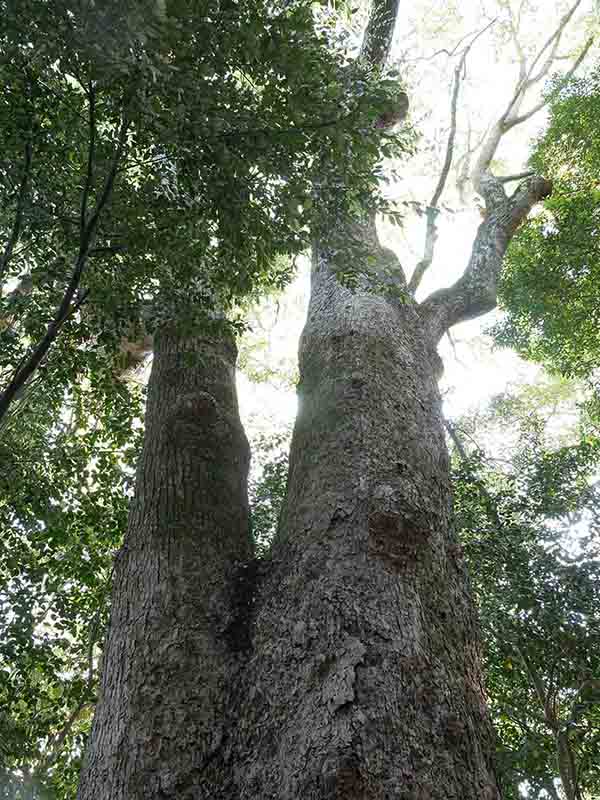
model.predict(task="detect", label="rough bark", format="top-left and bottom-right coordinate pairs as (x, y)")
top-left (77, 327), bottom-right (252, 800)
top-left (232, 228), bottom-right (500, 799)
top-left (421, 174), bottom-right (552, 341)
top-left (360, 0), bottom-right (401, 67)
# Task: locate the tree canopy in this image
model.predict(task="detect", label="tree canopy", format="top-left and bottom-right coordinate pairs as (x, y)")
top-left (496, 63), bottom-right (600, 378)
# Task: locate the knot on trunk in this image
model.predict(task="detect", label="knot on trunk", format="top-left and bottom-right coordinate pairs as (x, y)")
top-left (368, 510), bottom-right (428, 573)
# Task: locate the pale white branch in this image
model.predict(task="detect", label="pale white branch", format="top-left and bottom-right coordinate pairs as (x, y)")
top-left (472, 0), bottom-right (591, 195)
top-left (420, 175), bottom-right (552, 339)
top-left (408, 20), bottom-right (495, 296)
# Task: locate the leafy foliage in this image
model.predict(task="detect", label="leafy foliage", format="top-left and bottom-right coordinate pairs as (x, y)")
top-left (452, 394), bottom-right (600, 800)
top-left (0, 1), bottom-right (414, 795)
top-left (0, 0), bottom-right (413, 417)
top-left (495, 65), bottom-right (600, 378)
top-left (0, 373), bottom-right (144, 797)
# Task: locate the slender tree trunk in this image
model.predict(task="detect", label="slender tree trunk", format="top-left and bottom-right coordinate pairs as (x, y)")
top-left (77, 327), bottom-right (252, 799)
top-left (233, 234), bottom-right (500, 799)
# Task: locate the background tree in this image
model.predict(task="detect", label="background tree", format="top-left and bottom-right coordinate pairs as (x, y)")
top-left (449, 383), bottom-right (600, 800)
top-left (495, 62), bottom-right (600, 379)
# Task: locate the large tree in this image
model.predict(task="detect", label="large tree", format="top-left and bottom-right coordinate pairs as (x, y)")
top-left (77, 2), bottom-right (593, 799)
top-left (0, 1), bottom-right (402, 796)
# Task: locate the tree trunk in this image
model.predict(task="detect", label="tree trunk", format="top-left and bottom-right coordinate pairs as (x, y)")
top-left (233, 238), bottom-right (500, 798)
top-left (77, 327), bottom-right (252, 799)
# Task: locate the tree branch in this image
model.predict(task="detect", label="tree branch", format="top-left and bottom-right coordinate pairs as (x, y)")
top-left (360, 0), bottom-right (400, 68)
top-left (420, 175), bottom-right (552, 340)
top-left (524, 0), bottom-right (583, 90)
top-left (506, 35), bottom-right (595, 129)
top-left (41, 605), bottom-right (103, 771)
top-left (472, 0), bottom-right (590, 194)
top-left (0, 140), bottom-right (33, 291)
top-left (408, 20), bottom-right (495, 296)
top-left (498, 170), bottom-right (536, 183)
top-left (0, 112), bottom-right (130, 425)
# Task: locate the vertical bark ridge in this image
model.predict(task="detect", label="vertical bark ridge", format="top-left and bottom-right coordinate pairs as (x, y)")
top-left (235, 247), bottom-right (499, 798)
top-left (78, 327), bottom-right (252, 800)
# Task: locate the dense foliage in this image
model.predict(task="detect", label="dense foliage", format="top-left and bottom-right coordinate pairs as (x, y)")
top-left (496, 65), bottom-right (600, 379)
top-left (451, 382), bottom-right (600, 800)
top-left (0, 2), bottom-right (412, 796)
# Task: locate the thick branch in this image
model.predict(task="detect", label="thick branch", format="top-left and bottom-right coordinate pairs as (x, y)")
top-left (498, 170), bottom-right (536, 183)
top-left (0, 140), bottom-right (33, 290)
top-left (0, 113), bottom-right (129, 425)
top-left (420, 175), bottom-right (552, 340)
top-left (360, 0), bottom-right (400, 68)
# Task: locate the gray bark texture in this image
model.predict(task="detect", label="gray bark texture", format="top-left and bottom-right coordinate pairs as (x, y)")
top-left (77, 0), bottom-right (554, 779)
top-left (76, 185), bottom-right (551, 799)
top-left (77, 231), bottom-right (505, 800)
top-left (231, 233), bottom-right (500, 799)
top-left (77, 328), bottom-right (252, 799)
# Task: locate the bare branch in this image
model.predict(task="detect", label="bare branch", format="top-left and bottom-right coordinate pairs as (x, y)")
top-left (0, 140), bottom-right (33, 291)
top-left (409, 206), bottom-right (440, 296)
top-left (506, 35), bottom-right (595, 129)
top-left (498, 170), bottom-right (536, 183)
top-left (525, 27), bottom-right (563, 89)
top-left (524, 0), bottom-right (584, 90)
top-left (420, 175), bottom-right (552, 340)
top-left (401, 23), bottom-right (494, 63)
top-left (360, 0), bottom-right (400, 68)
top-left (408, 20), bottom-right (496, 296)
top-left (503, 0), bottom-right (527, 82)
top-left (472, 0), bottom-right (591, 193)
top-left (456, 123), bottom-right (490, 203)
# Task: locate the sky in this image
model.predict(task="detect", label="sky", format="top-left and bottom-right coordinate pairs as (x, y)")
top-left (238, 0), bottom-right (598, 445)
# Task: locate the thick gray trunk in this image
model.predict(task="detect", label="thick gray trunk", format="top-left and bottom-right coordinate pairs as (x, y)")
top-left (234, 252), bottom-right (500, 798)
top-left (79, 252), bottom-right (500, 799)
top-left (77, 328), bottom-right (252, 799)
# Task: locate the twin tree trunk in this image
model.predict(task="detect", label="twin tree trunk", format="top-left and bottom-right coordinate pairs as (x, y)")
top-left (78, 225), bottom-right (500, 798)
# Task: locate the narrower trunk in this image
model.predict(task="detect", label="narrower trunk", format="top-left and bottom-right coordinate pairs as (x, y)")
top-left (78, 327), bottom-right (252, 799)
top-left (235, 244), bottom-right (499, 798)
